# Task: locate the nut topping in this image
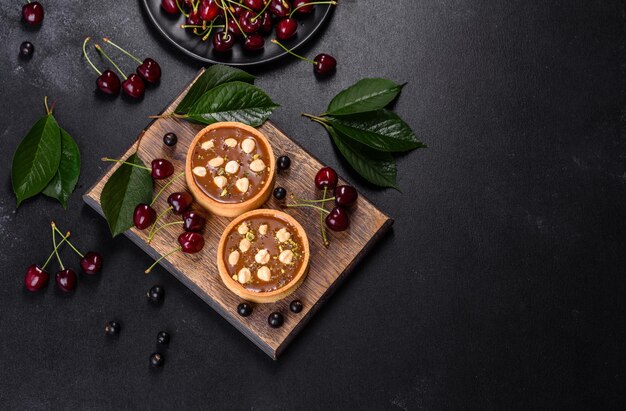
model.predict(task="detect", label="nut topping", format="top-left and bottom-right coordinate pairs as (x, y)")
top-left (201, 140), bottom-right (214, 150)
top-left (239, 238), bottom-right (251, 253)
top-left (257, 266), bottom-right (271, 282)
top-left (241, 138), bottom-right (256, 154)
top-left (228, 250), bottom-right (240, 266)
top-left (249, 159), bottom-right (266, 173)
top-left (224, 160), bottom-right (240, 174)
top-left (192, 166), bottom-right (207, 177)
top-left (224, 138), bottom-right (238, 148)
top-left (237, 222), bottom-right (249, 235)
top-left (237, 267), bottom-right (251, 284)
top-left (258, 224), bottom-right (268, 235)
top-left (208, 157), bottom-right (224, 168)
top-left (276, 228), bottom-right (291, 243)
top-left (279, 249), bottom-right (294, 265)
top-left (235, 177), bottom-right (250, 193)
top-left (213, 176), bottom-right (227, 189)
top-left (255, 249), bottom-right (271, 265)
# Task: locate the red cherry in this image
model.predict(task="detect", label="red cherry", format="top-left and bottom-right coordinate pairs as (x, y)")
top-left (314, 53), bottom-right (336, 76)
top-left (315, 166), bottom-right (338, 189)
top-left (22, 1), bottom-right (44, 25)
top-left (259, 12), bottom-right (273, 33)
top-left (55, 269), bottom-right (77, 292)
top-left (134, 204), bottom-right (157, 229)
top-left (199, 0), bottom-right (219, 21)
top-left (244, 0), bottom-right (265, 11)
top-left (178, 232), bottom-right (205, 253)
top-left (96, 70), bottom-right (121, 95)
top-left (182, 211), bottom-right (206, 232)
top-left (292, 0), bottom-right (314, 14)
top-left (136, 58), bottom-right (161, 83)
top-left (213, 31), bottom-right (235, 52)
top-left (239, 10), bottom-right (261, 33)
top-left (80, 252), bottom-right (103, 275)
top-left (167, 192), bottom-right (193, 214)
top-left (276, 18), bottom-right (298, 40)
top-left (231, 4), bottom-right (245, 17)
top-left (334, 185), bottom-right (358, 207)
top-left (269, 0), bottom-right (291, 17)
top-left (151, 159), bottom-right (174, 179)
top-left (325, 207), bottom-right (350, 231)
top-left (24, 264), bottom-right (49, 292)
top-left (186, 9), bottom-right (202, 26)
top-left (122, 74), bottom-right (145, 99)
top-left (161, 0), bottom-right (181, 14)
top-left (243, 34), bottom-right (265, 51)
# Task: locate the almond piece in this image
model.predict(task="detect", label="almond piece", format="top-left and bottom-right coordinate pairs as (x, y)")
top-left (241, 138), bottom-right (256, 154)
top-left (201, 140), bottom-right (214, 150)
top-left (225, 160), bottom-right (240, 174)
top-left (257, 266), bottom-right (271, 282)
top-left (239, 238), bottom-right (251, 253)
top-left (249, 158), bottom-right (266, 173)
top-left (192, 166), bottom-right (207, 177)
top-left (208, 157), bottom-right (224, 168)
top-left (213, 176), bottom-right (227, 189)
top-left (228, 250), bottom-right (240, 266)
top-left (237, 267), bottom-right (251, 284)
top-left (276, 228), bottom-right (291, 243)
top-left (258, 224), bottom-right (268, 235)
top-left (279, 249), bottom-right (294, 265)
top-left (235, 177), bottom-right (250, 193)
top-left (254, 249), bottom-right (271, 265)
top-left (224, 138), bottom-right (237, 147)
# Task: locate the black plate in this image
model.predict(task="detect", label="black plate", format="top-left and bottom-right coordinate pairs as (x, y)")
top-left (141, 1), bottom-right (334, 66)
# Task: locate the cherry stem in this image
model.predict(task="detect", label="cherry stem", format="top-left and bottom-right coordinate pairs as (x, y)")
top-left (319, 187), bottom-right (329, 247)
top-left (225, 0), bottom-right (252, 11)
top-left (151, 172), bottom-right (185, 207)
top-left (202, 20), bottom-right (217, 41)
top-left (95, 44), bottom-right (127, 80)
top-left (301, 113), bottom-right (328, 123)
top-left (227, 6), bottom-right (247, 39)
top-left (148, 206), bottom-right (174, 241)
top-left (147, 221), bottom-right (184, 244)
top-left (42, 229), bottom-right (71, 270)
top-left (285, 202), bottom-right (330, 214)
top-left (101, 157), bottom-right (151, 171)
top-left (221, 0), bottom-right (229, 35)
top-left (52, 226), bottom-right (65, 271)
top-left (289, 1), bottom-right (337, 18)
top-left (292, 195), bottom-right (335, 204)
top-left (82, 37), bottom-right (102, 75)
top-left (52, 225), bottom-right (84, 258)
top-left (145, 247), bottom-right (181, 274)
top-left (148, 113), bottom-right (187, 119)
top-left (176, 0), bottom-right (189, 17)
top-left (102, 38), bottom-right (142, 65)
top-left (271, 40), bottom-right (316, 65)
top-left (181, 24), bottom-right (224, 29)
top-left (251, 0), bottom-right (271, 20)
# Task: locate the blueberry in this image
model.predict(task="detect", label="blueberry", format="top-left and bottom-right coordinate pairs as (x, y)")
top-left (163, 132), bottom-right (177, 147)
top-left (147, 285), bottom-right (165, 304)
top-left (273, 187), bottom-right (287, 200)
top-left (105, 321), bottom-right (121, 336)
top-left (289, 300), bottom-right (303, 313)
top-left (268, 312), bottom-right (284, 328)
top-left (149, 352), bottom-right (164, 368)
top-left (19, 41), bottom-right (34, 58)
top-left (237, 302), bottom-right (252, 317)
top-left (157, 331), bottom-right (170, 345)
top-left (277, 155), bottom-right (291, 170)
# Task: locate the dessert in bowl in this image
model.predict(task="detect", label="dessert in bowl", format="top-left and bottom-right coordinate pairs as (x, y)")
top-left (217, 209), bottom-right (310, 303)
top-left (185, 122), bottom-right (276, 218)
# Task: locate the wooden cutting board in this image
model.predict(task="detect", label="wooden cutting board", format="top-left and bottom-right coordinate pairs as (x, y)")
top-left (83, 69), bottom-right (393, 359)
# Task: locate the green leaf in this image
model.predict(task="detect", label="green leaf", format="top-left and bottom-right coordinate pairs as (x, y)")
top-left (326, 109), bottom-right (425, 153)
top-left (325, 78), bottom-right (404, 116)
top-left (327, 125), bottom-right (399, 189)
top-left (185, 81), bottom-right (279, 127)
top-left (100, 153), bottom-right (153, 237)
top-left (175, 65), bottom-right (255, 114)
top-left (12, 114), bottom-right (62, 207)
top-left (42, 128), bottom-right (81, 209)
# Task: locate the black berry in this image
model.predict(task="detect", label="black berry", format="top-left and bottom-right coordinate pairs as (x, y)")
top-left (157, 331), bottom-right (170, 345)
top-left (147, 285), bottom-right (165, 304)
top-left (19, 41), bottom-right (34, 58)
top-left (268, 312), bottom-right (284, 328)
top-left (273, 187), bottom-right (287, 200)
top-left (290, 300), bottom-right (303, 313)
top-left (237, 302), bottom-right (253, 317)
top-left (277, 155), bottom-right (291, 170)
top-left (105, 321), bottom-right (121, 336)
top-left (149, 352), bottom-right (165, 368)
top-left (163, 132), bottom-right (178, 147)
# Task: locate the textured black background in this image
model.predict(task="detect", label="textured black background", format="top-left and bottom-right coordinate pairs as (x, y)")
top-left (1, 1), bottom-right (625, 409)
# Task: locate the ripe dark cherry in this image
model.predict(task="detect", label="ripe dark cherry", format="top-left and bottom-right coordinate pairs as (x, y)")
top-left (259, 12), bottom-right (273, 33)
top-left (231, 5), bottom-right (245, 17)
top-left (163, 132), bottom-right (177, 147)
top-left (276, 18), bottom-right (298, 40)
top-left (105, 321), bottom-right (121, 336)
top-left (150, 352), bottom-right (165, 368)
top-left (24, 264), bottom-right (49, 292)
top-left (239, 11), bottom-right (261, 34)
top-left (186, 9), bottom-right (202, 26)
top-left (290, 300), bottom-right (303, 313)
top-left (269, 0), bottom-right (291, 17)
top-left (22, 1), bottom-right (44, 25)
top-left (80, 252), bottom-right (103, 275)
top-left (237, 302), bottom-right (253, 317)
top-left (157, 331), bottom-right (171, 345)
top-left (293, 0), bottom-right (314, 14)
top-left (19, 41), bottom-right (34, 58)
top-left (325, 206), bottom-right (350, 231)
top-left (213, 31), bottom-right (235, 52)
top-left (96, 70), bottom-right (121, 95)
top-left (136, 58), bottom-right (161, 84)
top-left (122, 74), bottom-right (145, 99)
top-left (314, 53), bottom-right (337, 76)
top-left (244, 0), bottom-right (265, 11)
top-left (227, 20), bottom-right (243, 38)
top-left (244, 34), bottom-right (265, 51)
top-left (277, 155), bottom-right (291, 170)
top-left (55, 269), bottom-right (77, 292)
top-left (151, 159), bottom-right (175, 180)
top-left (178, 232), bottom-right (205, 253)
top-left (147, 285), bottom-right (165, 303)
top-left (161, 0), bottom-right (180, 14)
top-left (334, 185), bottom-right (358, 207)
top-left (199, 0), bottom-right (219, 21)
top-left (315, 167), bottom-right (338, 190)
top-left (273, 187), bottom-right (287, 200)
top-left (134, 204), bottom-right (157, 229)
top-left (182, 211), bottom-right (206, 232)
top-left (167, 192), bottom-right (193, 214)
top-left (268, 312), bottom-right (284, 328)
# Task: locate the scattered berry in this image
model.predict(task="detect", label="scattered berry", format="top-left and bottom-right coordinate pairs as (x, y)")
top-left (105, 321), bottom-right (121, 336)
top-left (315, 167), bottom-right (338, 190)
top-left (273, 186), bottom-right (287, 200)
top-left (19, 41), bottom-right (34, 58)
top-left (157, 331), bottom-right (170, 345)
top-left (163, 132), bottom-right (178, 147)
top-left (237, 302), bottom-right (253, 317)
top-left (313, 53), bottom-right (337, 76)
top-left (55, 268), bottom-right (77, 292)
top-left (290, 300), bottom-right (303, 313)
top-left (147, 285), bottom-right (165, 304)
top-left (268, 312), bottom-right (284, 328)
top-left (277, 155), bottom-right (291, 170)
top-left (22, 1), bottom-right (44, 25)
top-left (151, 159), bottom-right (175, 179)
top-left (149, 352), bottom-right (165, 368)
top-left (24, 264), bottom-right (49, 292)
top-left (80, 251), bottom-right (103, 275)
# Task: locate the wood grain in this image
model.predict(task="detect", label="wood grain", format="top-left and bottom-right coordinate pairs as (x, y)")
top-left (83, 69), bottom-right (393, 359)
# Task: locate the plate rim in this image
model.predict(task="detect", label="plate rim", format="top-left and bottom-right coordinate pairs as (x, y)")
top-left (141, 0), bottom-right (334, 66)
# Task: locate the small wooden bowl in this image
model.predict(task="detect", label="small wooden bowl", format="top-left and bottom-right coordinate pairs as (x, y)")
top-left (185, 122), bottom-right (276, 218)
top-left (217, 209), bottom-right (310, 303)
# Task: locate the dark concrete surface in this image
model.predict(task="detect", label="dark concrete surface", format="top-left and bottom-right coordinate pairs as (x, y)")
top-left (1, 1), bottom-right (625, 409)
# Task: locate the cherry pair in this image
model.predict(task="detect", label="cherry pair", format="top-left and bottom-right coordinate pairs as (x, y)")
top-left (82, 37), bottom-right (161, 98)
